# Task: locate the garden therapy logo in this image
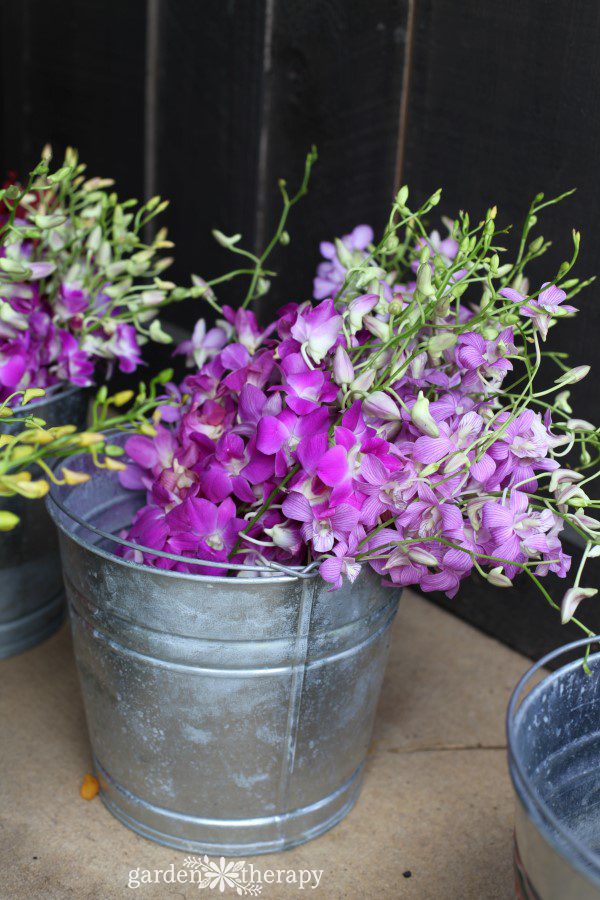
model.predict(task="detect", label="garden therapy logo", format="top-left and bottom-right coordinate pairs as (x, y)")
top-left (127, 857), bottom-right (324, 891)
top-left (184, 858), bottom-right (262, 895)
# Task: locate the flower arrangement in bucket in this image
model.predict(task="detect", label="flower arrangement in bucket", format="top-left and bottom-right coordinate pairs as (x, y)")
top-left (119, 170), bottom-right (598, 633)
top-left (0, 147), bottom-right (201, 657)
top-left (48, 151), bottom-right (600, 855)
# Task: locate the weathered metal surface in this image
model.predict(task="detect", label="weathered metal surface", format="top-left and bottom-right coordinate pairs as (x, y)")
top-left (0, 385), bottom-right (88, 659)
top-left (47, 457), bottom-right (400, 854)
top-left (507, 637), bottom-right (600, 899)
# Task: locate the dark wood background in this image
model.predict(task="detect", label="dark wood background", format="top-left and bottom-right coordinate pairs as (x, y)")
top-left (2, 0), bottom-right (599, 659)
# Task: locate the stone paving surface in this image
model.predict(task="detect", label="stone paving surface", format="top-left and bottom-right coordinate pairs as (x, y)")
top-left (0, 590), bottom-right (530, 899)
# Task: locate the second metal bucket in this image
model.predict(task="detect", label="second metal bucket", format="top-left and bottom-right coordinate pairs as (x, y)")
top-left (508, 637), bottom-right (600, 899)
top-left (47, 455), bottom-right (400, 854)
top-left (0, 384), bottom-right (88, 659)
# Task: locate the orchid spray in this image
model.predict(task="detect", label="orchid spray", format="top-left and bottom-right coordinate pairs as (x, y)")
top-left (0, 148), bottom-right (192, 401)
top-left (115, 153), bottom-right (600, 643)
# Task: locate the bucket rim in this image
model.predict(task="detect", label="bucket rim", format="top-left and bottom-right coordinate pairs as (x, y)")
top-left (46, 482), bottom-right (322, 585)
top-left (506, 635), bottom-right (600, 879)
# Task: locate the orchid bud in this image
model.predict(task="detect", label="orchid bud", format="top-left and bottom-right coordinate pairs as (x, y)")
top-left (263, 522), bottom-right (299, 552)
top-left (499, 313), bottom-right (520, 326)
top-left (567, 418), bottom-right (597, 433)
top-left (555, 365), bottom-right (591, 386)
top-left (410, 391), bottom-right (440, 438)
top-left (363, 314), bottom-right (390, 342)
top-left (561, 587), bottom-right (598, 624)
top-left (334, 237), bottom-right (354, 268)
top-left (333, 346), bottom-right (354, 386)
top-left (74, 432), bottom-right (104, 447)
top-left (428, 333), bottom-right (457, 357)
top-left (549, 468), bottom-right (584, 492)
top-left (555, 391), bottom-right (573, 414)
top-left (149, 319), bottom-right (173, 344)
top-left (407, 547), bottom-right (438, 567)
top-left (0, 511), bottom-right (19, 531)
top-left (396, 185), bottom-right (409, 208)
top-left (487, 567), bottom-right (513, 588)
top-left (21, 388), bottom-right (46, 406)
top-left (110, 390), bottom-right (134, 407)
top-left (347, 294), bottom-right (378, 332)
top-left (581, 446), bottom-right (592, 465)
top-left (211, 229), bottom-right (242, 249)
top-left (573, 511), bottom-right (600, 532)
top-left (103, 457), bottom-right (127, 471)
top-left (419, 460), bottom-right (442, 477)
top-left (10, 478), bottom-right (49, 499)
top-left (350, 369), bottom-right (376, 395)
top-left (419, 244), bottom-right (431, 265)
top-left (61, 468), bottom-right (91, 486)
top-left (415, 263), bottom-right (435, 298)
top-left (388, 299), bottom-right (403, 316)
top-left (138, 423), bottom-right (157, 437)
top-left (363, 391), bottom-right (402, 421)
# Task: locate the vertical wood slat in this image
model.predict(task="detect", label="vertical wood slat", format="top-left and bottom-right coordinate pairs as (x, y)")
top-left (153, 0), bottom-right (412, 320)
top-left (401, 0), bottom-right (600, 659)
top-left (257, 0), bottom-right (411, 312)
top-left (402, 0), bottom-right (600, 419)
top-left (0, 0), bottom-right (148, 200)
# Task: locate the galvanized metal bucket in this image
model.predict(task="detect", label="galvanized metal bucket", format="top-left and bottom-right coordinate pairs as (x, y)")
top-left (507, 636), bottom-right (600, 899)
top-left (47, 449), bottom-right (400, 855)
top-left (0, 384), bottom-right (88, 659)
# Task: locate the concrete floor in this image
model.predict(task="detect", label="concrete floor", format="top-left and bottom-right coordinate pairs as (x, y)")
top-left (0, 590), bottom-right (530, 899)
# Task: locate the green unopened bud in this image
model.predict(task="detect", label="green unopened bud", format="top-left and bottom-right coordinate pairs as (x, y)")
top-left (211, 229), bottom-right (242, 249)
top-left (529, 235), bottom-right (544, 253)
top-left (499, 313), bottom-right (520, 326)
top-left (396, 185), bottom-right (409, 208)
top-left (21, 388), bottom-right (46, 405)
top-left (555, 366), bottom-right (590, 386)
top-left (487, 567), bottom-right (513, 588)
top-left (410, 391), bottom-right (440, 438)
top-left (86, 224), bottom-right (103, 252)
top-left (148, 319), bottom-right (173, 344)
top-left (32, 213), bottom-right (67, 229)
top-left (110, 390), bottom-right (134, 407)
top-left (47, 166), bottom-right (72, 184)
top-left (388, 299), bottom-right (403, 316)
top-left (334, 238), bottom-right (354, 268)
top-left (0, 511), bottom-right (20, 531)
top-left (419, 245), bottom-right (431, 265)
top-left (416, 263), bottom-right (435, 298)
top-left (581, 446), bottom-right (592, 466)
top-left (428, 333), bottom-right (457, 356)
top-left (279, 231), bottom-right (290, 246)
top-left (385, 234), bottom-right (399, 253)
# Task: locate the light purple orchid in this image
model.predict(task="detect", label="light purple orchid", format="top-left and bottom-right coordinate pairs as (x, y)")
top-left (500, 283), bottom-right (577, 341)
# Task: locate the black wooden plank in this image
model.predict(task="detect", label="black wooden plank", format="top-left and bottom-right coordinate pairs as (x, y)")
top-left (404, 0), bottom-right (600, 659)
top-left (153, 0), bottom-right (411, 325)
top-left (152, 0), bottom-right (269, 319)
top-left (258, 0), bottom-right (411, 314)
top-left (403, 0), bottom-right (600, 419)
top-left (0, 0), bottom-right (147, 199)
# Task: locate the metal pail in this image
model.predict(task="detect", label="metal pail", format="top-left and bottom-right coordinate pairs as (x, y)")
top-left (47, 449), bottom-right (400, 855)
top-left (0, 384), bottom-right (87, 659)
top-left (507, 637), bottom-right (600, 899)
